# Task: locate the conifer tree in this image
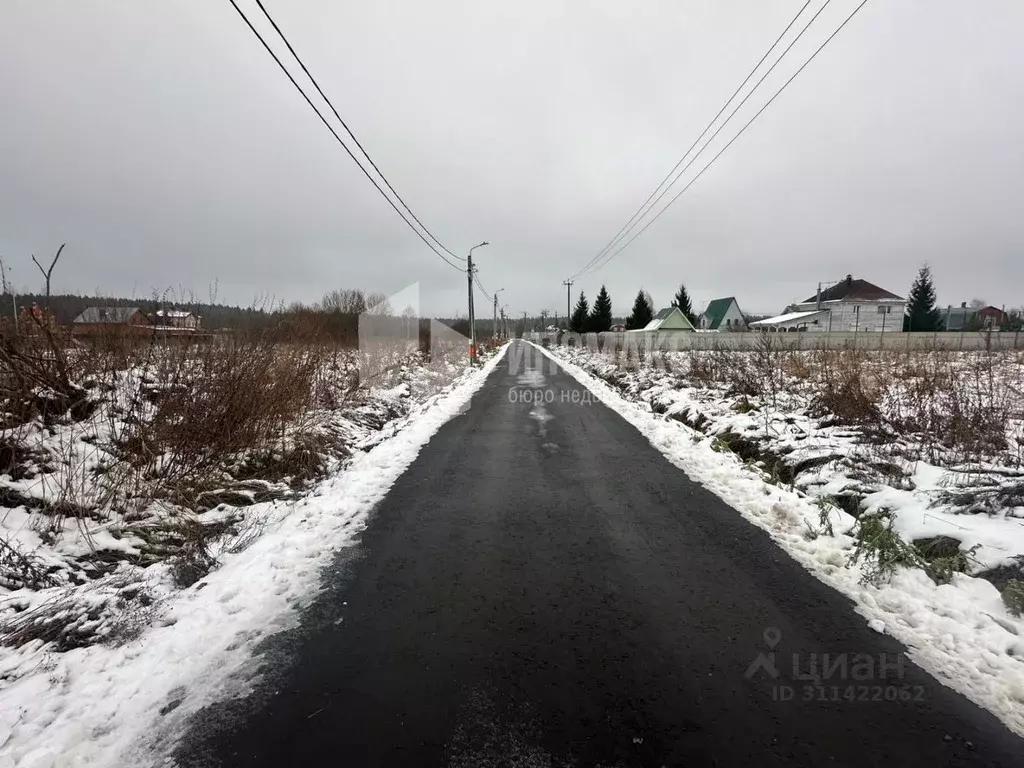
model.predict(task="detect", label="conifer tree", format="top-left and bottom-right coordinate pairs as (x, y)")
top-left (569, 291), bottom-right (590, 333)
top-left (588, 285), bottom-right (614, 333)
top-left (625, 289), bottom-right (654, 330)
top-left (671, 283), bottom-right (696, 326)
top-left (904, 265), bottom-right (941, 331)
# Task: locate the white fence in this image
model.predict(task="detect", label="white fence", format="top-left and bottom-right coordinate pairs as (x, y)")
top-left (524, 330), bottom-right (1024, 352)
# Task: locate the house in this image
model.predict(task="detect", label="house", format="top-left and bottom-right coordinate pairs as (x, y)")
top-left (751, 275), bottom-right (905, 333)
top-left (637, 306), bottom-right (696, 332)
top-left (943, 303), bottom-right (1006, 331)
top-left (153, 309), bottom-right (201, 330)
top-left (977, 306), bottom-right (1007, 330)
top-left (610, 323), bottom-right (626, 332)
top-left (699, 297), bottom-right (747, 331)
top-left (71, 306), bottom-right (151, 336)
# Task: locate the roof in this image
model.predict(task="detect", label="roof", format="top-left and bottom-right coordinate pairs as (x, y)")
top-left (802, 276), bottom-right (902, 303)
top-left (72, 307), bottom-right (144, 324)
top-left (155, 309), bottom-right (194, 318)
top-left (701, 297), bottom-right (738, 330)
top-left (642, 306), bottom-right (696, 332)
top-left (749, 309), bottom-right (830, 328)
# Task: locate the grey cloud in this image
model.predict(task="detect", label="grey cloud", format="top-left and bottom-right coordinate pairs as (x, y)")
top-left (2, 0), bottom-right (1021, 317)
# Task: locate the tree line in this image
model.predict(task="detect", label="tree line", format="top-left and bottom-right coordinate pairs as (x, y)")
top-left (568, 283), bottom-right (699, 333)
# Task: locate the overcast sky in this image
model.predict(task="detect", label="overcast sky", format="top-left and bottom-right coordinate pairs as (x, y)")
top-left (2, 0), bottom-right (1022, 317)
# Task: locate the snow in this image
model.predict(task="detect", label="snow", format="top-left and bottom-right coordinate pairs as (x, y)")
top-left (532, 342), bottom-right (1024, 736)
top-left (0, 346), bottom-right (507, 767)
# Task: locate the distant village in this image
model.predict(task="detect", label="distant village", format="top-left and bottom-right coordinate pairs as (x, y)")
top-left (10, 302), bottom-right (206, 338)
top-left (556, 272), bottom-right (1020, 336)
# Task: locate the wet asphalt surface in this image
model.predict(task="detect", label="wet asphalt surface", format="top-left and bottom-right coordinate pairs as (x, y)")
top-left (175, 341), bottom-right (1023, 767)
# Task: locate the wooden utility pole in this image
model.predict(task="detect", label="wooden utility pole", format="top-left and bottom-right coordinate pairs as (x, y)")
top-left (562, 280), bottom-right (573, 329)
top-left (466, 241), bottom-right (489, 364)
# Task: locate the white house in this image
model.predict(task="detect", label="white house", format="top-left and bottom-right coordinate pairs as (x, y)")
top-left (154, 309), bottom-right (201, 330)
top-left (751, 276), bottom-right (905, 333)
top-left (698, 297), bottom-right (747, 331)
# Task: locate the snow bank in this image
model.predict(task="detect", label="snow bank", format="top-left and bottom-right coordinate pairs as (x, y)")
top-left (533, 342), bottom-right (1024, 736)
top-left (0, 347), bottom-right (506, 767)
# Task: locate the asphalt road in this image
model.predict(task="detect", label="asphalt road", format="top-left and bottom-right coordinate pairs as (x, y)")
top-left (176, 341), bottom-right (1023, 767)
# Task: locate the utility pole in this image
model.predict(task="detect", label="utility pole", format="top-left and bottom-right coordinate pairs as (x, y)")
top-left (491, 288), bottom-right (505, 339)
top-left (467, 254), bottom-right (475, 362)
top-left (466, 241), bottom-right (489, 364)
top-left (562, 280), bottom-right (574, 329)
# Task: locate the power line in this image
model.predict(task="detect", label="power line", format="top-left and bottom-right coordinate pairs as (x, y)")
top-left (250, 0), bottom-right (464, 263)
top-left (586, 0), bottom-right (834, 274)
top-left (226, 0), bottom-right (464, 272)
top-left (572, 0), bottom-right (815, 281)
top-left (592, 0), bottom-right (870, 272)
top-left (474, 272), bottom-right (493, 303)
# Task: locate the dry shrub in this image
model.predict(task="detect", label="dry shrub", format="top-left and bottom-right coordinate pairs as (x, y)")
top-left (880, 351), bottom-right (1016, 461)
top-left (783, 352), bottom-right (812, 380)
top-left (686, 349), bottom-right (718, 386)
top-left (0, 311), bottom-right (89, 426)
top-left (115, 328), bottom-right (327, 500)
top-left (1, 535), bottom-right (58, 590)
top-left (810, 350), bottom-right (882, 428)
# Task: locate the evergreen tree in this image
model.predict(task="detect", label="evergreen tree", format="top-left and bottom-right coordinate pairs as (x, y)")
top-left (625, 289), bottom-right (654, 330)
top-left (671, 283), bottom-right (696, 326)
top-left (904, 265), bottom-right (942, 332)
top-left (569, 291), bottom-right (590, 333)
top-left (587, 285), bottom-right (613, 333)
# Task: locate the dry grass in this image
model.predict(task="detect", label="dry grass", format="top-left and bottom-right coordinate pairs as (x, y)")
top-left (0, 309), bottom-right (442, 580)
top-left (601, 340), bottom-right (1023, 471)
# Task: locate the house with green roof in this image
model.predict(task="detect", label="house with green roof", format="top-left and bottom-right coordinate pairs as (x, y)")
top-left (698, 297), bottom-right (747, 331)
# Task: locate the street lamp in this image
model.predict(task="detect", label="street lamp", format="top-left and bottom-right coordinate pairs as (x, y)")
top-left (493, 287), bottom-right (505, 339)
top-left (466, 241), bottom-right (489, 364)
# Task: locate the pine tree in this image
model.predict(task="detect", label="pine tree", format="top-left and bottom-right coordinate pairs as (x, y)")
top-left (671, 283), bottom-right (696, 326)
top-left (569, 291), bottom-right (589, 333)
top-left (587, 285), bottom-right (613, 333)
top-left (904, 265), bottom-right (942, 332)
top-left (625, 289), bottom-right (654, 330)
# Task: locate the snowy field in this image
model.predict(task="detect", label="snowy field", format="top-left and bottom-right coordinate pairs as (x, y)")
top-left (537, 341), bottom-right (1024, 736)
top-left (0, 334), bottom-right (505, 766)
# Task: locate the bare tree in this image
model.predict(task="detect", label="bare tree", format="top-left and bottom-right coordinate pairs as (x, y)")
top-left (317, 288), bottom-right (367, 315)
top-left (364, 292), bottom-right (392, 316)
top-left (31, 243), bottom-right (65, 308)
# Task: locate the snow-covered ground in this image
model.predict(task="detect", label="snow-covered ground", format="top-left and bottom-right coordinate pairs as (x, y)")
top-left (536, 341), bottom-right (1024, 737)
top-left (0, 344), bottom-right (505, 767)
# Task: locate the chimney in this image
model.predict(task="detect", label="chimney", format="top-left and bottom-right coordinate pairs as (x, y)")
top-left (846, 274), bottom-right (853, 284)
top-left (961, 302), bottom-right (967, 309)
